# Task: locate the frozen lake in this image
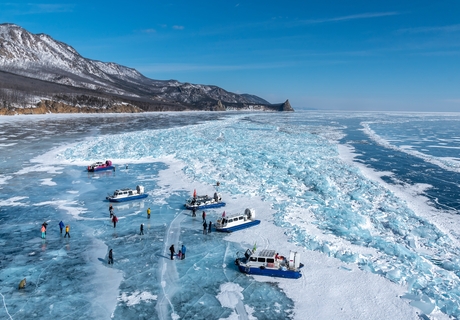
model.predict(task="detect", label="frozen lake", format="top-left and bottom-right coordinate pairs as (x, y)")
top-left (1, 111), bottom-right (460, 319)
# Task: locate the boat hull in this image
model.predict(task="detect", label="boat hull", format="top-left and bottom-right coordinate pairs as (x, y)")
top-left (236, 264), bottom-right (302, 279)
top-left (107, 194), bottom-right (148, 202)
top-left (88, 166), bottom-right (114, 172)
top-left (216, 220), bottom-right (260, 233)
top-left (185, 202), bottom-right (226, 210)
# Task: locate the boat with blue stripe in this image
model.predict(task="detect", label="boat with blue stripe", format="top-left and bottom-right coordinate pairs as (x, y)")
top-left (235, 248), bottom-right (303, 279)
top-left (215, 208), bottom-right (260, 232)
top-left (106, 185), bottom-right (148, 202)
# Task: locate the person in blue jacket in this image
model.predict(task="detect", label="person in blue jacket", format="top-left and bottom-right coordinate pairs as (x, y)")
top-left (181, 244), bottom-right (186, 260)
top-left (59, 221), bottom-right (65, 234)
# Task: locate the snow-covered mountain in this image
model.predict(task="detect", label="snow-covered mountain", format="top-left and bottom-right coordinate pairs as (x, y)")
top-left (0, 23), bottom-right (293, 114)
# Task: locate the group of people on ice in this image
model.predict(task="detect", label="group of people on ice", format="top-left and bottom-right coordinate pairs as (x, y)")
top-left (40, 220), bottom-right (70, 239)
top-left (201, 211), bottom-right (213, 235)
top-left (169, 244), bottom-right (186, 260)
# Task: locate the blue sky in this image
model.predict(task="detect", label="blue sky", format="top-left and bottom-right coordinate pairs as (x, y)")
top-left (1, 1), bottom-right (460, 111)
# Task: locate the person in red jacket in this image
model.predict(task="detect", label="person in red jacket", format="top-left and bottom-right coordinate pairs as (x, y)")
top-left (112, 215), bottom-right (118, 228)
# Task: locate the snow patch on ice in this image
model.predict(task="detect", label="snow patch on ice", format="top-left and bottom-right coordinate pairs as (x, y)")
top-left (34, 200), bottom-right (87, 219)
top-left (40, 178), bottom-right (56, 186)
top-left (118, 291), bottom-right (158, 306)
top-left (0, 196), bottom-right (29, 206)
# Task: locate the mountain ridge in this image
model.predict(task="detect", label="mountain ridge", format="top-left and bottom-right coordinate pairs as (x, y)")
top-left (0, 23), bottom-right (294, 115)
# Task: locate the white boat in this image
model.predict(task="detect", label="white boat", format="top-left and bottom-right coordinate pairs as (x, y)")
top-left (235, 248), bottom-right (303, 279)
top-left (185, 191), bottom-right (225, 210)
top-left (106, 185), bottom-right (148, 202)
top-left (215, 208), bottom-right (260, 232)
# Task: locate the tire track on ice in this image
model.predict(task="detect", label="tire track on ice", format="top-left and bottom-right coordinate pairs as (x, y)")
top-left (155, 211), bottom-right (187, 319)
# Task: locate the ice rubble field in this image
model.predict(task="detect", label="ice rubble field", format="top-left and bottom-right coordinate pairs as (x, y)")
top-left (51, 114), bottom-right (460, 317)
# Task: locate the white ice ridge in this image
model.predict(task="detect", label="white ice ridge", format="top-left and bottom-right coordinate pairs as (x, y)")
top-left (34, 114), bottom-right (460, 317)
top-left (156, 211), bottom-right (186, 319)
top-left (362, 121), bottom-right (460, 173)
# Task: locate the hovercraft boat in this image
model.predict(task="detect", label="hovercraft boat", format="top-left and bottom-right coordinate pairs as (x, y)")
top-left (235, 248), bottom-right (303, 279)
top-left (87, 160), bottom-right (115, 172)
top-left (106, 185), bottom-right (148, 202)
top-left (215, 209), bottom-right (260, 232)
top-left (185, 190), bottom-right (225, 210)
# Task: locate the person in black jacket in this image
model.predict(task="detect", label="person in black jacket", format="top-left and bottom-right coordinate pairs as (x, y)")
top-left (108, 249), bottom-right (113, 264)
top-left (169, 245), bottom-right (175, 260)
top-left (203, 221), bottom-right (207, 235)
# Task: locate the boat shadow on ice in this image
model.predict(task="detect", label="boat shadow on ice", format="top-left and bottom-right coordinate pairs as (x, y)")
top-left (110, 201), bottom-right (145, 211)
top-left (87, 170), bottom-right (114, 178)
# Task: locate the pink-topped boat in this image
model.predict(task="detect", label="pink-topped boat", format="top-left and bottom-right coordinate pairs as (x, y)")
top-left (87, 160), bottom-right (115, 172)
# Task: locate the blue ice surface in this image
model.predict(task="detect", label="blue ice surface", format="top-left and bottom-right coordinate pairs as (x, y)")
top-left (1, 111), bottom-right (460, 318)
top-left (0, 114), bottom-right (294, 319)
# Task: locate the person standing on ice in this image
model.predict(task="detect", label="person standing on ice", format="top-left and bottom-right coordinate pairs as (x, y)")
top-left (202, 221), bottom-right (207, 235)
top-left (109, 205), bottom-right (114, 218)
top-left (202, 211), bottom-right (206, 222)
top-left (108, 249), bottom-right (113, 264)
top-left (42, 222), bottom-right (48, 235)
top-left (41, 225), bottom-right (46, 239)
top-left (181, 244), bottom-right (186, 259)
top-left (192, 208), bottom-right (196, 217)
top-left (169, 245), bottom-right (175, 260)
top-left (140, 223), bottom-right (144, 235)
top-left (64, 225), bottom-right (70, 238)
top-left (112, 215), bottom-right (118, 228)
top-left (147, 207), bottom-right (151, 219)
top-left (18, 278), bottom-right (26, 290)
top-left (59, 221), bottom-right (65, 234)
top-left (208, 221), bottom-right (212, 234)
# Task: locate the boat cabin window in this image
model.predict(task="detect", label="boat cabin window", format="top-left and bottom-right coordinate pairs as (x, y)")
top-left (129, 191), bottom-right (133, 195)
top-left (267, 258), bottom-right (275, 263)
top-left (249, 257), bottom-right (257, 262)
top-left (228, 218), bottom-right (233, 223)
top-left (239, 216), bottom-right (244, 220)
top-left (257, 257), bottom-right (266, 263)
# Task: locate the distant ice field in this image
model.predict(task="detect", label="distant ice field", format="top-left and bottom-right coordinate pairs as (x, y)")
top-left (1, 111), bottom-right (460, 319)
